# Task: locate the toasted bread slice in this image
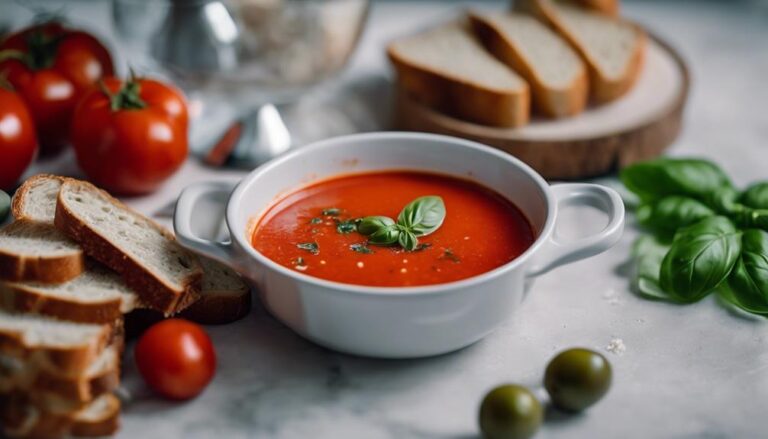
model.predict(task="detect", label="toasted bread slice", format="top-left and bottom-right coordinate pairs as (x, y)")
top-left (0, 262), bottom-right (140, 324)
top-left (469, 11), bottom-right (588, 118)
top-left (55, 180), bottom-right (202, 314)
top-left (388, 22), bottom-right (530, 127)
top-left (0, 310), bottom-right (111, 378)
top-left (574, 0), bottom-right (619, 16)
top-left (0, 221), bottom-right (84, 284)
top-left (516, 0), bottom-right (645, 103)
top-left (1, 393), bottom-right (120, 438)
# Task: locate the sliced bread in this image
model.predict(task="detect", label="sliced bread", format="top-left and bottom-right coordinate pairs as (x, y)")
top-left (0, 221), bottom-right (84, 284)
top-left (469, 11), bottom-right (588, 118)
top-left (1, 392), bottom-right (120, 438)
top-left (0, 343), bottom-right (120, 404)
top-left (125, 257), bottom-right (252, 336)
top-left (181, 257), bottom-right (251, 325)
top-left (0, 262), bottom-right (140, 324)
top-left (0, 310), bottom-right (111, 378)
top-left (11, 174), bottom-right (65, 224)
top-left (516, 0), bottom-right (646, 103)
top-left (55, 180), bottom-right (203, 314)
top-left (388, 22), bottom-right (530, 127)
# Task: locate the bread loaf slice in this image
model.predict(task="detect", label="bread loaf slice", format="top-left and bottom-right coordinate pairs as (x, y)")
top-left (0, 310), bottom-right (110, 378)
top-left (388, 22), bottom-right (530, 127)
top-left (55, 180), bottom-right (202, 314)
top-left (1, 392), bottom-right (120, 438)
top-left (0, 221), bottom-right (84, 284)
top-left (0, 263), bottom-right (140, 324)
top-left (469, 11), bottom-right (588, 118)
top-left (0, 343), bottom-right (120, 404)
top-left (181, 258), bottom-right (251, 325)
top-left (516, 0), bottom-right (645, 103)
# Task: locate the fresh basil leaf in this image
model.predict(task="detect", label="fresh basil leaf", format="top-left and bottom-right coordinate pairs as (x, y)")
top-left (740, 182), bottom-right (768, 209)
top-left (397, 196), bottom-right (446, 236)
top-left (368, 225), bottom-right (400, 246)
top-left (639, 196), bottom-right (714, 237)
top-left (0, 190), bottom-right (9, 223)
top-left (659, 216), bottom-right (742, 302)
top-left (630, 236), bottom-right (679, 302)
top-left (358, 216), bottom-right (395, 235)
top-left (398, 230), bottom-right (419, 251)
top-left (726, 229), bottom-right (768, 314)
top-left (620, 158), bottom-right (732, 202)
top-left (296, 242), bottom-right (319, 255)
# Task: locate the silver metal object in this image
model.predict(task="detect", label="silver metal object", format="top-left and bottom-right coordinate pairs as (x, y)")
top-left (229, 104), bottom-right (292, 167)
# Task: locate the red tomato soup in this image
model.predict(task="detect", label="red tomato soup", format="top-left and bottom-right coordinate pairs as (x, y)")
top-left (251, 171), bottom-right (535, 287)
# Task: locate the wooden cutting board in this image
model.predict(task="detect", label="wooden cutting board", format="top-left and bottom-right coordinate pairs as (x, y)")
top-left (394, 32), bottom-right (689, 180)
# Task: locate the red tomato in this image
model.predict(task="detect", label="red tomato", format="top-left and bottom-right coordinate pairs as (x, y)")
top-left (71, 76), bottom-right (189, 195)
top-left (134, 319), bottom-right (216, 401)
top-left (0, 86), bottom-right (38, 190)
top-left (0, 22), bottom-right (114, 155)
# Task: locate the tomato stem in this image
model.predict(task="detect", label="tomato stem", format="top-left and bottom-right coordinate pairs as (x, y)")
top-left (24, 30), bottom-right (63, 70)
top-left (100, 77), bottom-right (147, 112)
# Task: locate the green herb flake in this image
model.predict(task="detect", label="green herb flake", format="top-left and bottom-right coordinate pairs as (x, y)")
top-left (297, 242), bottom-right (319, 255)
top-left (413, 243), bottom-right (432, 252)
top-left (322, 208), bottom-right (341, 217)
top-left (350, 243), bottom-right (374, 254)
top-left (335, 218), bottom-right (358, 234)
top-left (309, 217), bottom-right (323, 224)
top-left (440, 248), bottom-right (461, 263)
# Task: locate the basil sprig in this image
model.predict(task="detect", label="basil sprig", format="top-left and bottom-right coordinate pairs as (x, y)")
top-left (357, 196), bottom-right (446, 251)
top-left (622, 158), bottom-right (768, 317)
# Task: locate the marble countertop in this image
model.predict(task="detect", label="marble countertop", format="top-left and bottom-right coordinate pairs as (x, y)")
top-left (15, 1), bottom-right (768, 438)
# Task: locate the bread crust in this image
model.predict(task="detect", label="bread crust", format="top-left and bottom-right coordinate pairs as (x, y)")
top-left (0, 221), bottom-right (84, 284)
top-left (0, 282), bottom-right (123, 325)
top-left (0, 323), bottom-right (110, 378)
top-left (10, 174), bottom-right (65, 222)
top-left (519, 0), bottom-right (646, 104)
top-left (54, 180), bottom-right (202, 314)
top-left (469, 12), bottom-right (588, 118)
top-left (387, 27), bottom-right (530, 128)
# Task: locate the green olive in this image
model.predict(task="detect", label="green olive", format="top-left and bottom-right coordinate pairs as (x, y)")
top-left (479, 384), bottom-right (543, 439)
top-left (544, 348), bottom-right (612, 412)
top-left (0, 190), bottom-right (10, 223)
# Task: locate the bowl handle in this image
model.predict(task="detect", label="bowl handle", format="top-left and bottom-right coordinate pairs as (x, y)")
top-left (174, 181), bottom-right (239, 267)
top-left (526, 183), bottom-right (625, 278)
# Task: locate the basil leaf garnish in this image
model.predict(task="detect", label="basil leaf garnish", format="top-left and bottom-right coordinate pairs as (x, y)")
top-left (358, 216), bottom-right (395, 235)
top-left (659, 216), bottom-right (742, 302)
top-left (726, 229), bottom-right (768, 313)
top-left (356, 196), bottom-right (446, 251)
top-left (630, 236), bottom-right (679, 302)
top-left (397, 196), bottom-right (446, 236)
top-left (368, 225), bottom-right (400, 246)
top-left (639, 196), bottom-right (714, 239)
top-left (398, 230), bottom-right (419, 251)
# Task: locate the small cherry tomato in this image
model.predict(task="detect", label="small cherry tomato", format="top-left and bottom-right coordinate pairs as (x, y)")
top-left (134, 319), bottom-right (216, 401)
top-left (71, 75), bottom-right (189, 195)
top-left (0, 21), bottom-right (114, 155)
top-left (0, 84), bottom-right (38, 190)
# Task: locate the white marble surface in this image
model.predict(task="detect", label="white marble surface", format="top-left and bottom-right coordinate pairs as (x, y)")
top-left (15, 1), bottom-right (768, 438)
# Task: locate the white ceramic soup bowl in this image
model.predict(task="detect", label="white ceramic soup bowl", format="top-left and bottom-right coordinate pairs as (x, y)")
top-left (174, 132), bottom-right (624, 358)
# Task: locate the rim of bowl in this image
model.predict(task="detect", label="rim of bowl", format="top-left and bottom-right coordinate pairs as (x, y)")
top-left (227, 132), bottom-right (557, 296)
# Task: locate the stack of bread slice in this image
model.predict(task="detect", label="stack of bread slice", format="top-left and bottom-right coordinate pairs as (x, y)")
top-left (0, 175), bottom-right (251, 438)
top-left (388, 0), bottom-right (646, 127)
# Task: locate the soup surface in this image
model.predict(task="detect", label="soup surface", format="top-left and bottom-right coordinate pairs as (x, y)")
top-left (252, 171), bottom-right (535, 287)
